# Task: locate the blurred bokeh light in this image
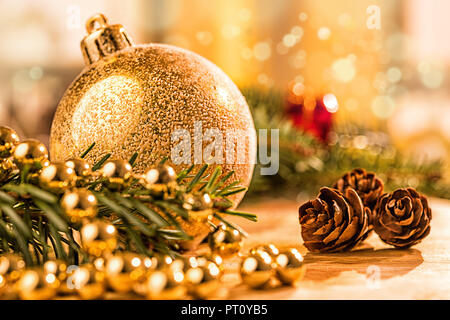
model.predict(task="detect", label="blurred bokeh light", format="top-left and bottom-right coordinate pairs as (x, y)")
top-left (0, 0), bottom-right (448, 165)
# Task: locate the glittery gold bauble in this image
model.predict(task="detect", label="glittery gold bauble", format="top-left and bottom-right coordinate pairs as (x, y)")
top-left (49, 14), bottom-right (256, 206)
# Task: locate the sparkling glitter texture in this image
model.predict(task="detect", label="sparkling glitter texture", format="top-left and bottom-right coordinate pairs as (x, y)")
top-left (50, 17), bottom-right (256, 206)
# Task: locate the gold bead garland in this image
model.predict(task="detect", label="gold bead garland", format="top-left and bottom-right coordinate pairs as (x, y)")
top-left (0, 244), bottom-right (305, 299)
top-left (0, 124), bottom-right (269, 300)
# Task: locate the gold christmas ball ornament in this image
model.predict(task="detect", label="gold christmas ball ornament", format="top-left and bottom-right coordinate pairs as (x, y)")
top-left (50, 13), bottom-right (256, 207)
top-left (39, 162), bottom-right (76, 193)
top-left (13, 139), bottom-right (49, 172)
top-left (61, 188), bottom-right (98, 223)
top-left (80, 220), bottom-right (117, 257)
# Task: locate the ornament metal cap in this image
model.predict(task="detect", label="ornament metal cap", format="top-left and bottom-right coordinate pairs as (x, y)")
top-left (80, 13), bottom-right (134, 65)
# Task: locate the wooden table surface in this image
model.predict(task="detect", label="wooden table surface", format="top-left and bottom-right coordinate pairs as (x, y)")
top-left (225, 197), bottom-right (450, 300)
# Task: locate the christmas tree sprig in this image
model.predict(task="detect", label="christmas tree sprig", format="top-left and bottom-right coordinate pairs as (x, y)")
top-left (242, 86), bottom-right (450, 199)
top-left (0, 133), bottom-right (256, 267)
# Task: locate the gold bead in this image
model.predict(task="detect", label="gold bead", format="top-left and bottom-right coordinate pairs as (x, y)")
top-left (141, 165), bottom-right (177, 198)
top-left (132, 255), bottom-right (159, 296)
top-left (0, 274), bottom-right (6, 298)
top-left (275, 248), bottom-right (305, 286)
top-left (0, 254), bottom-right (26, 283)
top-left (0, 158), bottom-right (16, 183)
top-left (72, 264), bottom-right (106, 300)
top-left (145, 165), bottom-right (176, 184)
top-left (65, 158), bottom-right (92, 177)
top-left (16, 269), bottom-right (59, 300)
top-left (209, 254), bottom-right (223, 269)
top-left (209, 224), bottom-right (243, 257)
top-left (146, 269), bottom-right (186, 300)
top-left (185, 261), bottom-right (221, 299)
top-left (142, 256), bottom-right (159, 270)
top-left (0, 126), bottom-right (20, 159)
top-left (80, 220), bottom-right (117, 257)
top-left (250, 243), bottom-right (279, 257)
top-left (240, 251), bottom-right (275, 289)
top-left (39, 162), bottom-right (76, 193)
top-left (43, 260), bottom-right (73, 294)
top-left (183, 193), bottom-right (213, 211)
top-left (61, 188), bottom-right (97, 223)
top-left (13, 139), bottom-right (49, 172)
top-left (43, 260), bottom-right (68, 280)
top-left (105, 252), bottom-right (147, 293)
top-left (155, 255), bottom-right (184, 272)
top-left (100, 160), bottom-right (133, 190)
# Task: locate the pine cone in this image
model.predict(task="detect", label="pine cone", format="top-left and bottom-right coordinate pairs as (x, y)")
top-left (298, 187), bottom-right (370, 252)
top-left (372, 188), bottom-right (432, 248)
top-left (333, 168), bottom-right (383, 211)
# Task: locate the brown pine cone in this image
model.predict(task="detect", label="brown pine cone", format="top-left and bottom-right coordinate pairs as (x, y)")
top-left (298, 187), bottom-right (370, 252)
top-left (372, 188), bottom-right (432, 248)
top-left (333, 168), bottom-right (383, 211)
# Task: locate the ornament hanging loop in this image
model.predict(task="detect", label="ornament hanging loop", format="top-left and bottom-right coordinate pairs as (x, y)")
top-left (85, 13), bottom-right (109, 34)
top-left (80, 13), bottom-right (134, 66)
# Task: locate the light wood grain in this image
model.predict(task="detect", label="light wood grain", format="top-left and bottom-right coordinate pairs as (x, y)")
top-left (225, 197), bottom-right (450, 299)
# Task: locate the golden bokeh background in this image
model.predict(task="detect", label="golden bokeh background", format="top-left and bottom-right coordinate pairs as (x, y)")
top-left (0, 0), bottom-right (448, 164)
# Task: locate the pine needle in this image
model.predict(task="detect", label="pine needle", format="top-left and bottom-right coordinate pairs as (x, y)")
top-left (80, 142), bottom-right (96, 158)
top-left (92, 154), bottom-right (111, 171)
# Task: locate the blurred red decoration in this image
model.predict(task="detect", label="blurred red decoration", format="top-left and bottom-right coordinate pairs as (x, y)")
top-left (285, 83), bottom-right (337, 143)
